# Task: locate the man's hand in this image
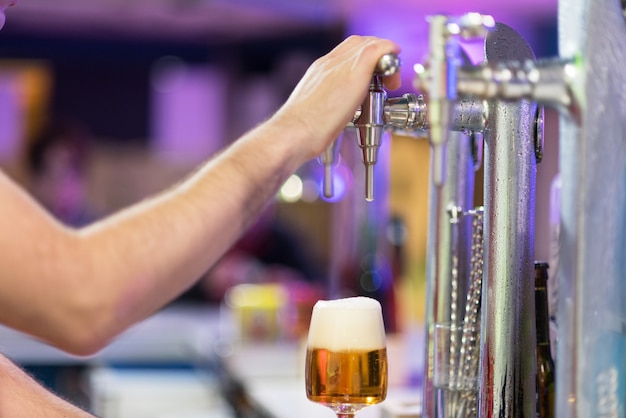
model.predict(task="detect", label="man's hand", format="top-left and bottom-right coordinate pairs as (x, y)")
top-left (273, 35), bottom-right (401, 160)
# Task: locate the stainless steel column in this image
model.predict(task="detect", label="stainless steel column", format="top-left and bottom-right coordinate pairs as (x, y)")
top-left (478, 23), bottom-right (538, 418)
top-left (557, 0), bottom-right (626, 416)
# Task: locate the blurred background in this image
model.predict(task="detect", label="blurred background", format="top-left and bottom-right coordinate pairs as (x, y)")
top-left (0, 0), bottom-right (559, 320)
top-left (0, 1), bottom-right (560, 415)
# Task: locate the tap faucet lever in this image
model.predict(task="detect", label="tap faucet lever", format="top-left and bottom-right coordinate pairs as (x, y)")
top-left (375, 53), bottom-right (401, 77)
top-left (353, 53), bottom-right (401, 201)
top-left (320, 53), bottom-right (400, 201)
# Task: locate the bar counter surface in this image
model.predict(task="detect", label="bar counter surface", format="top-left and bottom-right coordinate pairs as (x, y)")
top-left (0, 305), bottom-right (422, 417)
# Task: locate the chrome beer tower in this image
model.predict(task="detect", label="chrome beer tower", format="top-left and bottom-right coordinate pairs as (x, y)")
top-left (321, 17), bottom-right (553, 416)
top-left (322, 1), bottom-right (626, 415)
top-left (414, 2), bottom-right (625, 416)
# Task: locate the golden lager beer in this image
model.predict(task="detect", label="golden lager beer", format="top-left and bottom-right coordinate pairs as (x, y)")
top-left (305, 297), bottom-right (387, 416)
top-left (306, 347), bottom-right (388, 406)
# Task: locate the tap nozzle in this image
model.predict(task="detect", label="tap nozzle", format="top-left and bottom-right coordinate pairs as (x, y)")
top-left (319, 134), bottom-right (342, 198)
top-left (354, 53), bottom-right (400, 201)
top-left (415, 13), bottom-right (494, 187)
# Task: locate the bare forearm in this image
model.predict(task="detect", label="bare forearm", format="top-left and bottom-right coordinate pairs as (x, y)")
top-left (79, 118), bottom-right (303, 333)
top-left (3, 116), bottom-right (303, 354)
top-left (0, 355), bottom-right (94, 417)
top-left (0, 36), bottom-right (401, 355)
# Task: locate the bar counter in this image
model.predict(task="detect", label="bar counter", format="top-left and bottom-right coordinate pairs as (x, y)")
top-left (0, 305), bottom-right (422, 417)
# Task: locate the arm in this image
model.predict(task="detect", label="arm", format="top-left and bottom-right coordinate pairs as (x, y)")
top-left (0, 36), bottom-right (401, 355)
top-left (0, 355), bottom-right (94, 417)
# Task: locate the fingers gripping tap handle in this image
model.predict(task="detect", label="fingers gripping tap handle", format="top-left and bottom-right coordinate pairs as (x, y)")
top-left (320, 53), bottom-right (400, 200)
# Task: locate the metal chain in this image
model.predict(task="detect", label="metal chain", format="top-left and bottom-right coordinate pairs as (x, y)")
top-left (457, 207), bottom-right (484, 417)
top-left (446, 203), bottom-right (464, 393)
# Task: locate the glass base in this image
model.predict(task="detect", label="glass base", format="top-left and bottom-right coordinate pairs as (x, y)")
top-left (323, 402), bottom-right (374, 415)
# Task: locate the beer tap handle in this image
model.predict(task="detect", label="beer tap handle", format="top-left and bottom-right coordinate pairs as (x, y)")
top-left (376, 53), bottom-right (401, 77)
top-left (321, 53), bottom-right (400, 201)
top-left (354, 53), bottom-right (401, 201)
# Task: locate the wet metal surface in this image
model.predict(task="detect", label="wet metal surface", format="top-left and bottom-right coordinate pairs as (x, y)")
top-left (478, 22), bottom-right (538, 418)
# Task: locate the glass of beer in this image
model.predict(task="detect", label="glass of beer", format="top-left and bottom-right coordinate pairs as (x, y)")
top-left (305, 296), bottom-right (388, 417)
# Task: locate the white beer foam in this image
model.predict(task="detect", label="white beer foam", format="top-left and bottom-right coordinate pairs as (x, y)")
top-left (307, 296), bottom-right (386, 351)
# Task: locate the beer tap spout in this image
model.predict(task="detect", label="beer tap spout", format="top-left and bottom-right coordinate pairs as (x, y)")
top-left (414, 13), bottom-right (495, 187)
top-left (353, 54), bottom-right (400, 201)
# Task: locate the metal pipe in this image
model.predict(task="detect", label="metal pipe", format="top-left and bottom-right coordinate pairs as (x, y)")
top-left (383, 94), bottom-right (487, 134)
top-left (414, 13), bottom-right (494, 187)
top-left (456, 58), bottom-right (583, 125)
top-left (478, 22), bottom-right (538, 418)
top-left (422, 131), bottom-right (476, 418)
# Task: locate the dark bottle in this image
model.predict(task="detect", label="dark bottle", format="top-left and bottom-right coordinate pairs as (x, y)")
top-left (535, 261), bottom-right (555, 418)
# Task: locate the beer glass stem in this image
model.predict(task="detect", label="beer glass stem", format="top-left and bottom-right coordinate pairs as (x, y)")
top-left (337, 414), bottom-right (354, 418)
